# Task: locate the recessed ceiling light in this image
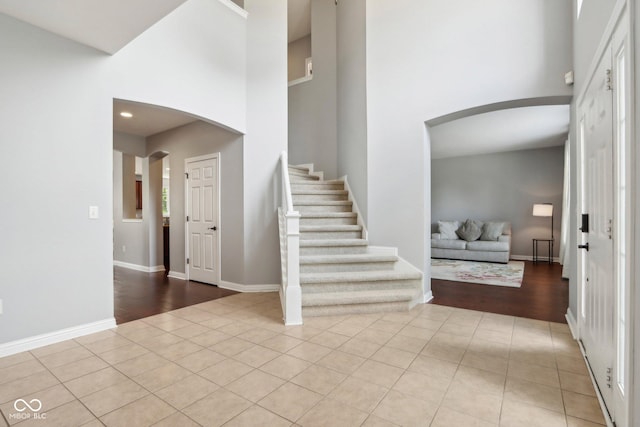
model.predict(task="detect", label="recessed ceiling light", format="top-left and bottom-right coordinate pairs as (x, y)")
top-left (120, 111), bottom-right (133, 118)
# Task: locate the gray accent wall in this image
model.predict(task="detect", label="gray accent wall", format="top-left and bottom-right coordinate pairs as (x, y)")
top-left (146, 121), bottom-right (244, 284)
top-left (431, 146), bottom-right (565, 258)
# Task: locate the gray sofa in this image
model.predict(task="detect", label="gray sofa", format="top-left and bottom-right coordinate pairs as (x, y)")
top-left (431, 220), bottom-right (511, 263)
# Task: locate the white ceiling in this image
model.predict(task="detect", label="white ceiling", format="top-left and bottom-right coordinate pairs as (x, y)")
top-left (429, 105), bottom-right (570, 159)
top-left (113, 100), bottom-right (197, 137)
top-left (288, 0), bottom-right (311, 43)
top-left (0, 0), bottom-right (187, 54)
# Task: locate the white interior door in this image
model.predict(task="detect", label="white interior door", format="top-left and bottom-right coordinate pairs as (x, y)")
top-left (186, 154), bottom-right (220, 285)
top-left (579, 47), bottom-right (614, 412)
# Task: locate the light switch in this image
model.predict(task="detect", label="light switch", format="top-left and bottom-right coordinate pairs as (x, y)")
top-left (89, 206), bottom-right (99, 219)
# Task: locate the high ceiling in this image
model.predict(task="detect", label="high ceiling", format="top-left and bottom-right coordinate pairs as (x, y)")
top-left (429, 105), bottom-right (570, 159)
top-left (113, 100), bottom-right (197, 137)
top-left (288, 0), bottom-right (311, 42)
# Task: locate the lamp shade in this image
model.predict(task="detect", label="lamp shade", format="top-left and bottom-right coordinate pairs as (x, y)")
top-left (533, 203), bottom-right (553, 217)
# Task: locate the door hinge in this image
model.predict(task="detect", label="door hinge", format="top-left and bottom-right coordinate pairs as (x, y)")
top-left (186, 258), bottom-right (190, 265)
top-left (185, 172), bottom-right (189, 179)
top-left (606, 69), bottom-right (613, 91)
top-left (606, 367), bottom-right (612, 388)
top-left (186, 216), bottom-right (189, 222)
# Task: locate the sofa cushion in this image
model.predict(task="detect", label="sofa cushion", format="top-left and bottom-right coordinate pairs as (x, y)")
top-left (480, 221), bottom-right (506, 241)
top-left (466, 240), bottom-right (510, 252)
top-left (431, 239), bottom-right (467, 250)
top-left (456, 219), bottom-right (483, 241)
top-left (438, 221), bottom-right (461, 240)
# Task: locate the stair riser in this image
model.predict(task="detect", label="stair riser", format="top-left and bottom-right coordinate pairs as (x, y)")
top-left (301, 279), bottom-right (423, 293)
top-left (300, 217), bottom-right (357, 226)
top-left (300, 246), bottom-right (368, 256)
top-left (288, 168), bottom-right (309, 174)
top-left (292, 183), bottom-right (344, 191)
top-left (301, 261), bottom-right (396, 274)
top-left (296, 205), bottom-right (353, 213)
top-left (290, 176), bottom-right (320, 182)
top-left (302, 301), bottom-right (415, 317)
top-left (300, 231), bottom-right (362, 240)
top-left (293, 194), bottom-right (348, 202)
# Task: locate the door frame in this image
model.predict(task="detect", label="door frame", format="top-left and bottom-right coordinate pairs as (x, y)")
top-left (184, 152), bottom-right (222, 285)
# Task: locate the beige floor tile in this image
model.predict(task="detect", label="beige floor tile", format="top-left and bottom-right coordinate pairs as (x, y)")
top-left (261, 334), bottom-right (305, 353)
top-left (236, 327), bottom-right (280, 344)
top-left (0, 359), bottom-right (46, 385)
top-left (170, 323), bottom-right (211, 339)
top-left (509, 342), bottom-right (557, 368)
top-left (170, 307), bottom-right (216, 323)
top-left (0, 352), bottom-right (34, 370)
top-left (0, 383), bottom-right (75, 425)
top-left (50, 355), bottom-right (110, 382)
top-left (452, 365), bottom-right (506, 397)
top-left (156, 341), bottom-right (204, 361)
top-left (64, 367), bottom-right (129, 398)
top-left (298, 398), bottom-right (368, 427)
top-left (499, 399), bottom-right (567, 427)
top-left (566, 416), bottom-right (605, 427)
top-left (302, 315), bottom-right (345, 330)
top-left (290, 365), bottom-right (346, 395)
top-left (226, 370), bottom-right (285, 403)
top-left (552, 335), bottom-right (582, 357)
top-left (199, 358), bottom-right (254, 386)
top-left (439, 321), bottom-right (478, 338)
top-left (397, 325), bottom-right (436, 341)
top-left (514, 317), bottom-right (551, 331)
top-left (309, 331), bottom-right (351, 349)
top-left (188, 329), bottom-right (233, 347)
top-left (100, 394), bottom-right (176, 427)
top-left (392, 371), bottom-right (449, 405)
top-left (328, 377), bottom-right (387, 412)
top-left (115, 325), bottom-right (165, 342)
top-left (371, 346), bottom-right (416, 369)
top-left (431, 331), bottom-right (472, 349)
top-left (507, 359), bottom-right (560, 388)
top-left (174, 348), bottom-right (226, 373)
top-left (136, 332), bottom-right (185, 351)
top-left (473, 327), bottom-right (513, 346)
top-left (372, 390), bottom-right (437, 427)
top-left (152, 411), bottom-right (200, 427)
top-left (211, 337), bottom-right (256, 357)
top-left (338, 338), bottom-right (382, 358)
top-left (184, 389), bottom-right (251, 426)
top-left (282, 325), bottom-right (323, 341)
top-left (369, 319), bottom-right (405, 334)
top-left (80, 379), bottom-right (149, 417)
top-left (328, 321), bottom-right (366, 337)
top-left (29, 340), bottom-right (81, 358)
top-left (407, 354), bottom-right (459, 381)
top-left (385, 334), bottom-right (429, 354)
top-left (556, 354), bottom-right (589, 376)
top-left (354, 328), bottom-right (395, 346)
top-left (259, 354), bottom-right (311, 380)
top-left (382, 311), bottom-right (417, 324)
top-left (361, 414), bottom-right (398, 426)
top-left (233, 345), bottom-right (280, 368)
top-left (133, 362), bottom-right (191, 392)
top-left (113, 352), bottom-right (168, 377)
top-left (317, 350), bottom-right (366, 375)
top-left (468, 337), bottom-right (511, 359)
top-left (562, 390), bottom-right (606, 424)
top-left (155, 374), bottom-right (219, 409)
top-left (98, 343), bottom-right (149, 365)
top-left (258, 382), bottom-right (322, 422)
top-left (37, 346), bottom-right (93, 369)
top-left (409, 316), bottom-right (445, 331)
top-left (17, 400), bottom-right (96, 427)
top-left (431, 406), bottom-right (497, 427)
top-left (0, 370), bottom-right (59, 405)
top-left (223, 405), bottom-right (291, 427)
top-left (82, 335), bottom-right (132, 354)
top-left (421, 341), bottom-right (466, 363)
top-left (461, 350), bottom-right (509, 375)
top-left (442, 382), bottom-right (502, 423)
top-left (504, 377), bottom-right (564, 413)
top-left (559, 371), bottom-right (596, 396)
top-left (154, 317), bottom-right (195, 332)
top-left (352, 360), bottom-right (404, 388)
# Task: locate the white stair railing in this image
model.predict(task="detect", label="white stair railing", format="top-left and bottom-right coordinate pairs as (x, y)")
top-left (278, 151), bottom-right (302, 325)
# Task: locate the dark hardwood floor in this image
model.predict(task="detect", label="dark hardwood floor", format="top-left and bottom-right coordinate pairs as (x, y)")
top-left (114, 267), bottom-right (237, 324)
top-left (431, 260), bottom-right (568, 323)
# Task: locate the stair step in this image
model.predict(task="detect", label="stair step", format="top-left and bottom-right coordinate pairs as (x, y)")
top-left (300, 225), bottom-right (362, 240)
top-left (293, 192), bottom-right (348, 202)
top-left (299, 239), bottom-right (368, 255)
top-left (300, 268), bottom-right (422, 285)
top-left (303, 300), bottom-right (416, 317)
top-left (290, 176), bottom-right (321, 182)
top-left (295, 200), bottom-right (353, 213)
top-left (300, 254), bottom-right (398, 273)
top-left (300, 212), bottom-right (357, 226)
top-left (293, 190), bottom-right (348, 196)
top-left (302, 288), bottom-right (421, 307)
top-left (288, 165), bottom-right (310, 173)
top-left (288, 169), bottom-right (312, 177)
top-left (292, 180), bottom-right (344, 190)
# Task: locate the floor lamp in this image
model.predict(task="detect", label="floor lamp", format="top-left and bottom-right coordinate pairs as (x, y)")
top-left (533, 203), bottom-right (554, 240)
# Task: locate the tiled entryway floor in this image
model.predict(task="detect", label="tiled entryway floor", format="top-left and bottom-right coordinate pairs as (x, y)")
top-left (0, 293), bottom-right (605, 426)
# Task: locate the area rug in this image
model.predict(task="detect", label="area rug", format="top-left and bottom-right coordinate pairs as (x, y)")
top-left (431, 259), bottom-right (525, 287)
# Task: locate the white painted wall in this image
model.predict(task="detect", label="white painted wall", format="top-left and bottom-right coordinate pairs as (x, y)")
top-left (0, 0), bottom-right (248, 347)
top-left (365, 0), bottom-right (573, 278)
top-left (243, 0), bottom-right (288, 285)
top-left (288, 0), bottom-right (338, 179)
top-left (336, 0), bottom-right (368, 220)
top-left (288, 34), bottom-right (311, 82)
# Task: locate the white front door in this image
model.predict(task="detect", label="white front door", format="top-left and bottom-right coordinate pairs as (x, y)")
top-left (579, 46), bottom-right (614, 412)
top-left (186, 154), bottom-right (220, 285)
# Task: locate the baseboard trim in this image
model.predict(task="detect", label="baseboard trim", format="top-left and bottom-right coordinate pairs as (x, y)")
top-left (510, 255), bottom-right (561, 263)
top-left (114, 260), bottom-right (166, 273)
top-left (565, 308), bottom-right (578, 339)
top-left (219, 281), bottom-right (279, 293)
top-left (168, 271), bottom-right (187, 280)
top-left (423, 290), bottom-right (434, 303)
top-left (0, 318), bottom-right (117, 358)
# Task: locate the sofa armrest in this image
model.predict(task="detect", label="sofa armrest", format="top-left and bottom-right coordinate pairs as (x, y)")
top-left (498, 235), bottom-right (511, 243)
top-left (432, 233), bottom-right (441, 240)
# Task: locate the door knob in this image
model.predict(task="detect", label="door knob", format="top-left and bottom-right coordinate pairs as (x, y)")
top-left (578, 243), bottom-right (589, 251)
top-left (208, 226), bottom-right (217, 231)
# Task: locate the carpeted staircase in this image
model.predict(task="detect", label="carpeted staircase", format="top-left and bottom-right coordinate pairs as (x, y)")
top-left (288, 164), bottom-right (424, 317)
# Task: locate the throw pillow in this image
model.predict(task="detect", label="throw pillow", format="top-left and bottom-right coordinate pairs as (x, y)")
top-left (456, 219), bottom-right (483, 241)
top-left (480, 221), bottom-right (506, 241)
top-left (438, 221), bottom-right (461, 240)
